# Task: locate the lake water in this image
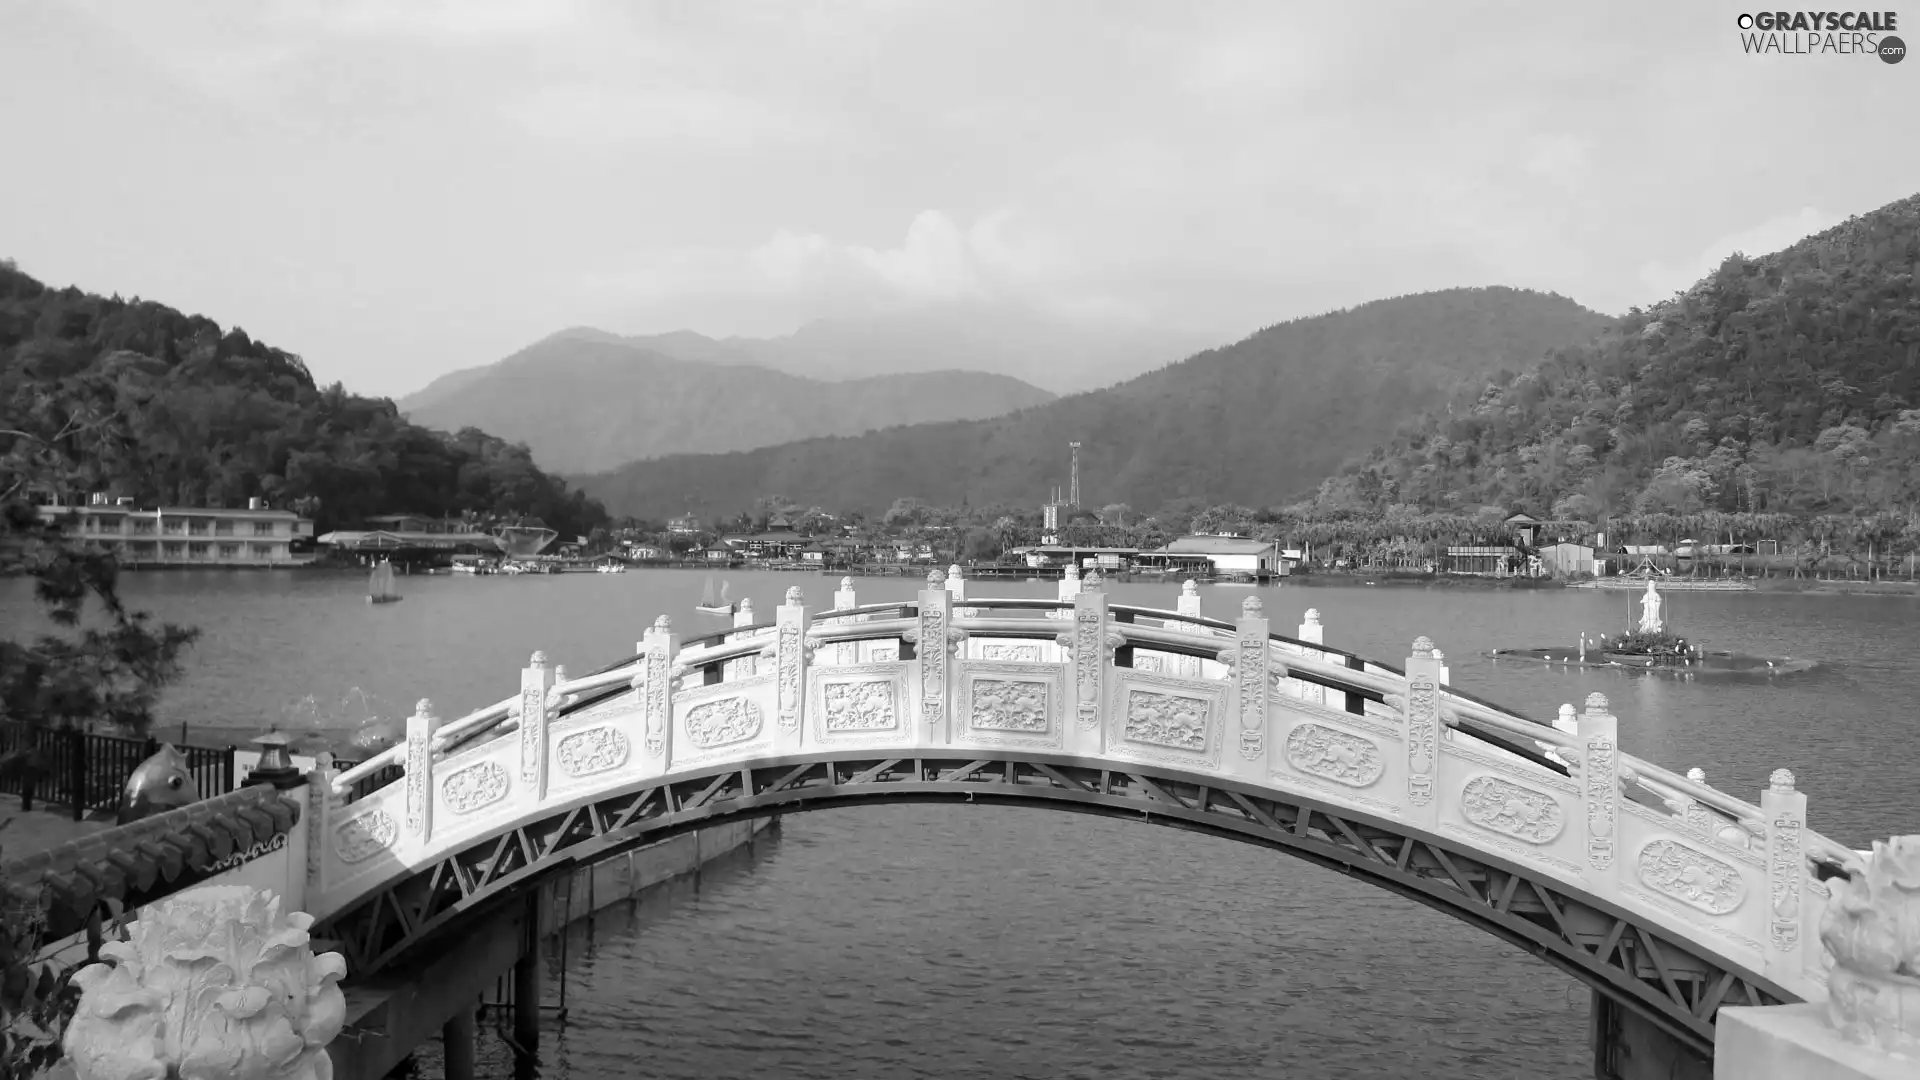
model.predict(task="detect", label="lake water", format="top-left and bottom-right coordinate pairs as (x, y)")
top-left (4, 569), bottom-right (1916, 1079)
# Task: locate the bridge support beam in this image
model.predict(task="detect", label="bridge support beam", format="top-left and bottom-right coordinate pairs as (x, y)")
top-left (1590, 990), bottom-right (1712, 1080)
top-left (512, 885), bottom-right (546, 1061)
top-left (443, 1004), bottom-right (476, 1080)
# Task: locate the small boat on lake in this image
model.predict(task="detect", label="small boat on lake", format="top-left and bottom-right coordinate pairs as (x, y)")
top-left (367, 559), bottom-right (402, 604)
top-left (695, 577), bottom-right (735, 615)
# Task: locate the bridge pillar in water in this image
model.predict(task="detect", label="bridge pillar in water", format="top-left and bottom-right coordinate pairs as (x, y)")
top-left (443, 1003), bottom-right (476, 1080)
top-left (1066, 574), bottom-right (1107, 752)
top-left (520, 653), bottom-right (554, 803)
top-left (775, 587), bottom-right (811, 745)
top-left (1591, 990), bottom-right (1712, 1079)
top-left (1401, 639), bottom-right (1445, 831)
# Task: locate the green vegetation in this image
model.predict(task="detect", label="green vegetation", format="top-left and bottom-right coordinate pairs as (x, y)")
top-left (574, 287), bottom-right (1613, 520)
top-left (1319, 193), bottom-right (1920, 564)
top-left (0, 260), bottom-right (609, 539)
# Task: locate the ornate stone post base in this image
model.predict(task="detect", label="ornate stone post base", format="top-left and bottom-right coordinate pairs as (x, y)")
top-left (1715, 1003), bottom-right (1916, 1080)
top-left (63, 884), bottom-right (347, 1080)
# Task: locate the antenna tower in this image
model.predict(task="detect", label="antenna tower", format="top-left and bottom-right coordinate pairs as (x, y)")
top-left (1068, 441), bottom-right (1082, 508)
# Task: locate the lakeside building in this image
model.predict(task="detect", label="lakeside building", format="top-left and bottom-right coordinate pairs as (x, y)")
top-left (35, 494), bottom-right (316, 567)
top-left (1156, 535), bottom-right (1286, 576)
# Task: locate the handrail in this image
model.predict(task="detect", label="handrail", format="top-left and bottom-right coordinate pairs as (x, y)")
top-left (320, 591), bottom-right (1868, 876)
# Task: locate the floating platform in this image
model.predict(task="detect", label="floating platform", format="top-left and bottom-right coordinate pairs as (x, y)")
top-left (1486, 647), bottom-right (1815, 675)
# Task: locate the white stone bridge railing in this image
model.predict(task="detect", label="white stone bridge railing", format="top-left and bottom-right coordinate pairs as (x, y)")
top-left (315, 568), bottom-right (1863, 1008)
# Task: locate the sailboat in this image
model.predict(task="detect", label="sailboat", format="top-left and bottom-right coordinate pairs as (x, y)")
top-left (366, 559), bottom-right (402, 605)
top-left (695, 577), bottom-right (735, 615)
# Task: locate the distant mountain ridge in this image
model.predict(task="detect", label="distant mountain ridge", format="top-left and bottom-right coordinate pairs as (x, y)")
top-left (530, 304), bottom-right (1221, 395)
top-left (398, 335), bottom-right (1058, 475)
top-left (571, 286), bottom-right (1616, 520)
top-left (1327, 192), bottom-right (1920, 523)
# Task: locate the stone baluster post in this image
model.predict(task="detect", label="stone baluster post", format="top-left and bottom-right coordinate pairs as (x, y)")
top-left (947, 563), bottom-right (966, 602)
top-left (1577, 693), bottom-right (1620, 886)
top-left (1297, 609), bottom-right (1326, 707)
top-left (834, 576), bottom-right (857, 613)
top-left (404, 699), bottom-right (439, 843)
top-left (1051, 564), bottom-right (1081, 618)
top-left (1401, 640), bottom-right (1444, 830)
top-left (734, 597), bottom-right (755, 628)
top-left (1171, 579), bottom-right (1204, 676)
top-left (1681, 767), bottom-right (1715, 839)
top-left (916, 569), bottom-right (953, 741)
top-left (773, 587), bottom-right (810, 745)
top-left (305, 751), bottom-right (337, 903)
top-left (1064, 573), bottom-right (1109, 753)
top-left (1542, 702), bottom-right (1578, 768)
top-left (1233, 596), bottom-right (1272, 771)
top-left (553, 664), bottom-right (573, 709)
top-left (1432, 647), bottom-right (1449, 686)
top-left (1761, 768), bottom-right (1809, 984)
top-left (641, 616), bottom-right (677, 764)
top-left (519, 653), bottom-right (554, 804)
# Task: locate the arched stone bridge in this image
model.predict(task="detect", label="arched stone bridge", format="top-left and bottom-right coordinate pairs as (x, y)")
top-left (310, 570), bottom-right (1861, 1061)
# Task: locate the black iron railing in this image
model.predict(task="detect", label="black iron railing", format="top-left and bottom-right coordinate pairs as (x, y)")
top-left (0, 722), bottom-right (236, 821)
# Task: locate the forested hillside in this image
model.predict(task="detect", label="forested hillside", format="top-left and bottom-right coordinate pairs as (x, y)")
top-left (574, 287), bottom-right (1614, 519)
top-left (0, 261), bottom-right (607, 537)
top-left (399, 334), bottom-right (1057, 475)
top-left (1320, 193), bottom-right (1920, 536)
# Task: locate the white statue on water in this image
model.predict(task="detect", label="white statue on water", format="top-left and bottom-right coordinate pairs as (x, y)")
top-left (1638, 579), bottom-right (1664, 635)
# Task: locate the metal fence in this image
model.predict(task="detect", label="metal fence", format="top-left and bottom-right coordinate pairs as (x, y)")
top-left (0, 722), bottom-right (236, 821)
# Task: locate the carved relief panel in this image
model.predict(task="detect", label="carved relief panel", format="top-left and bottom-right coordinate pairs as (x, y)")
top-left (809, 664), bottom-right (914, 747)
top-left (671, 674), bottom-right (776, 767)
top-left (953, 661), bottom-right (1067, 750)
top-left (1103, 670), bottom-right (1226, 770)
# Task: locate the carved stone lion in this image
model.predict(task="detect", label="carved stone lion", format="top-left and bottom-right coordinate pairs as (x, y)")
top-left (64, 885), bottom-right (348, 1080)
top-left (1818, 835), bottom-right (1920, 1055)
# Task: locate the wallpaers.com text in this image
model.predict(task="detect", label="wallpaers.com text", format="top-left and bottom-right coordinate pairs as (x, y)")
top-left (1736, 11), bottom-right (1906, 59)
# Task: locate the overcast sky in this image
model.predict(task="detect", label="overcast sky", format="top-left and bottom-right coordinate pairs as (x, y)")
top-left (2, 0), bottom-right (1913, 398)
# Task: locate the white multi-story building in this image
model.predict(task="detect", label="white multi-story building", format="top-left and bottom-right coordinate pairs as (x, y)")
top-left (37, 494), bottom-right (316, 567)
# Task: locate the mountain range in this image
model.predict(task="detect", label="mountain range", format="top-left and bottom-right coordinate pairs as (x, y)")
top-left (398, 334), bottom-right (1059, 475)
top-left (570, 287), bottom-right (1616, 520)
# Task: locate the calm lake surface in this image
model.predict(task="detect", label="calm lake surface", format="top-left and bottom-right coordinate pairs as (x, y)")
top-left (5, 569), bottom-right (1917, 1079)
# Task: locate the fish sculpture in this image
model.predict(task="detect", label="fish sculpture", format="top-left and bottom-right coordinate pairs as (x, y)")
top-left (117, 744), bottom-right (201, 825)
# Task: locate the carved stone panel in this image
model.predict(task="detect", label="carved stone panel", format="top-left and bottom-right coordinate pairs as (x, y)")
top-left (1103, 671), bottom-right (1226, 769)
top-left (1284, 722), bottom-right (1384, 788)
top-left (556, 725), bottom-right (631, 778)
top-left (776, 622), bottom-right (805, 731)
top-left (335, 808), bottom-right (397, 865)
top-left (919, 602), bottom-right (950, 729)
top-left (442, 759), bottom-right (510, 816)
top-left (809, 665), bottom-right (912, 745)
top-left (1460, 774), bottom-right (1565, 844)
top-left (1769, 818), bottom-right (1802, 951)
top-left (979, 641), bottom-right (1044, 663)
top-left (1405, 675), bottom-right (1438, 807)
top-left (1073, 605), bottom-right (1105, 729)
top-left (1585, 735), bottom-right (1618, 870)
top-left (954, 662), bottom-right (1066, 750)
top-left (1637, 839), bottom-right (1748, 915)
top-left (684, 696), bottom-right (765, 750)
top-left (643, 645), bottom-right (670, 757)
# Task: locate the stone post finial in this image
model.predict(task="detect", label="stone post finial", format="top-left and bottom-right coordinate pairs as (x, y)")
top-left (1182, 579), bottom-right (1198, 596)
top-left (1769, 768), bottom-right (1796, 792)
top-left (784, 585), bottom-right (804, 605)
top-left (1584, 691), bottom-right (1610, 715)
top-left (1303, 608), bottom-right (1321, 625)
top-left (1241, 595), bottom-right (1263, 615)
top-left (1431, 648), bottom-right (1444, 660)
top-left (1083, 568), bottom-right (1103, 589)
top-left (653, 614), bottom-right (672, 632)
top-left (1065, 563), bottom-right (1080, 578)
top-left (1686, 767), bottom-right (1705, 784)
top-left (1557, 703), bottom-right (1576, 727)
top-left (1817, 835), bottom-right (1920, 1055)
top-left (1411, 635), bottom-right (1435, 655)
top-left (65, 885), bottom-right (349, 1080)
top-left (840, 576), bottom-right (854, 589)
top-left (738, 597), bottom-right (754, 615)
top-left (415, 698), bottom-right (436, 719)
top-left (529, 650), bottom-right (547, 667)
top-left (927, 567), bottom-right (945, 586)
top-left (949, 562), bottom-right (963, 579)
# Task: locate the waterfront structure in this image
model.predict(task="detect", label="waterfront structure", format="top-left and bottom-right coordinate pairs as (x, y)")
top-left (36, 494), bottom-right (315, 567)
top-left (24, 572), bottom-right (1915, 1080)
top-left (1540, 540), bottom-right (1599, 577)
top-left (1158, 534), bottom-right (1285, 575)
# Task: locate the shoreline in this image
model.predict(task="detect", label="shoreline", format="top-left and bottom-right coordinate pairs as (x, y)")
top-left (1285, 572), bottom-right (1919, 596)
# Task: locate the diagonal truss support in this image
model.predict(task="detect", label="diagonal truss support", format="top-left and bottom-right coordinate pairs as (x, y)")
top-left (315, 751), bottom-right (1788, 1057)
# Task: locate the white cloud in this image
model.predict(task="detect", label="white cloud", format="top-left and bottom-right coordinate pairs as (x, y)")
top-left (1636, 206), bottom-right (1840, 300)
